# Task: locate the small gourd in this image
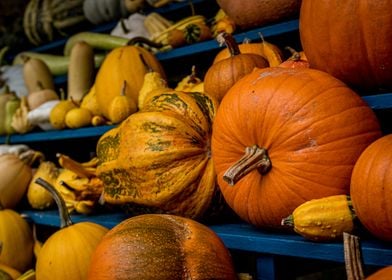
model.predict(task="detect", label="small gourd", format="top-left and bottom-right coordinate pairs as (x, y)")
top-left (34, 178), bottom-right (109, 280)
top-left (107, 81), bottom-right (137, 124)
top-left (204, 32), bottom-right (269, 102)
top-left (281, 195), bottom-right (355, 242)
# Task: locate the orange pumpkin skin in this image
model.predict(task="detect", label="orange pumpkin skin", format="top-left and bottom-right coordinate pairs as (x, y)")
top-left (211, 67), bottom-right (381, 229)
top-left (350, 135), bottom-right (392, 242)
top-left (300, 0), bottom-right (392, 91)
top-left (367, 266), bottom-right (392, 280)
top-left (87, 214), bottom-right (237, 280)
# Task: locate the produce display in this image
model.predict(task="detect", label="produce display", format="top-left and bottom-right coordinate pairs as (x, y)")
top-left (0, 0), bottom-right (392, 279)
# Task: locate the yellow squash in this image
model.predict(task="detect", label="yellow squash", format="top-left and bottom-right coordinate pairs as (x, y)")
top-left (94, 46), bottom-right (165, 120)
top-left (281, 195), bottom-right (355, 242)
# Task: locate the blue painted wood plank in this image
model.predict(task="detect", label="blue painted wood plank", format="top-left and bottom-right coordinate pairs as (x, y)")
top-left (21, 210), bottom-right (392, 267)
top-left (0, 125), bottom-right (115, 144)
top-left (362, 93), bottom-right (392, 110)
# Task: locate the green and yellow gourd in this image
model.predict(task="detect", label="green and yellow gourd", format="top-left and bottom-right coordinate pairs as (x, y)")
top-left (281, 195), bottom-right (355, 241)
top-left (96, 90), bottom-right (219, 219)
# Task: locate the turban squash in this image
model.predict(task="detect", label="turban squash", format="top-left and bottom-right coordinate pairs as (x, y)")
top-left (211, 67), bottom-right (381, 229)
top-left (350, 134), bottom-right (392, 242)
top-left (87, 214), bottom-right (237, 280)
top-left (96, 90), bottom-right (219, 219)
top-left (299, 0), bottom-right (392, 92)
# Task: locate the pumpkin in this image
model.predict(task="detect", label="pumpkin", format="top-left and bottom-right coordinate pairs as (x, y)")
top-left (211, 67), bottom-right (381, 229)
top-left (94, 45), bottom-right (165, 120)
top-left (281, 195), bottom-right (355, 242)
top-left (204, 32), bottom-right (269, 103)
top-left (0, 149), bottom-right (43, 209)
top-left (212, 38), bottom-right (283, 67)
top-left (34, 178), bottom-right (109, 280)
top-left (0, 208), bottom-right (34, 272)
top-left (350, 134), bottom-right (392, 242)
top-left (87, 214), bottom-right (237, 280)
top-left (367, 266), bottom-right (392, 280)
top-left (299, 0), bottom-right (392, 92)
top-left (96, 90), bottom-right (219, 219)
top-left (216, 0), bottom-right (301, 30)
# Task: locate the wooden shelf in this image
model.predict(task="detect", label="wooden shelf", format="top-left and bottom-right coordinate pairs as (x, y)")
top-left (21, 209), bottom-right (392, 268)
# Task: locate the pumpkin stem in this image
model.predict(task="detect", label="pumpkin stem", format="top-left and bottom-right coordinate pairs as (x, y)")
top-left (35, 177), bottom-right (73, 228)
top-left (223, 145), bottom-right (271, 186)
top-left (285, 46), bottom-right (301, 61)
top-left (217, 32), bottom-right (240, 56)
top-left (343, 232), bottom-right (365, 280)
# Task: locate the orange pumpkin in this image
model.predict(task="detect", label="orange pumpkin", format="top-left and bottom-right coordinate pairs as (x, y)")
top-left (299, 0), bottom-right (392, 91)
top-left (88, 214), bottom-right (237, 280)
top-left (350, 134), bottom-right (392, 242)
top-left (94, 46), bottom-right (165, 120)
top-left (367, 266), bottom-right (392, 280)
top-left (213, 40), bottom-right (283, 67)
top-left (211, 67), bottom-right (381, 229)
top-left (216, 0), bottom-right (301, 29)
top-left (204, 32), bottom-right (268, 102)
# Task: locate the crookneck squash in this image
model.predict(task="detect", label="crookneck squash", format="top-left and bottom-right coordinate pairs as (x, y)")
top-left (211, 67), bottom-right (381, 229)
top-left (87, 214), bottom-right (237, 280)
top-left (350, 134), bottom-right (392, 242)
top-left (96, 90), bottom-right (219, 219)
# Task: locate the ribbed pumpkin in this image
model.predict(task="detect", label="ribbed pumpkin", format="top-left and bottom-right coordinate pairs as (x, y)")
top-left (216, 0), bottom-right (301, 29)
top-left (211, 67), bottom-right (381, 229)
top-left (299, 0), bottom-right (392, 91)
top-left (0, 208), bottom-right (34, 272)
top-left (367, 266), bottom-right (392, 280)
top-left (34, 178), bottom-right (109, 280)
top-left (96, 90), bottom-right (218, 219)
top-left (87, 214), bottom-right (237, 280)
top-left (350, 134), bottom-right (392, 242)
top-left (204, 32), bottom-right (269, 103)
top-left (94, 46), bottom-right (165, 121)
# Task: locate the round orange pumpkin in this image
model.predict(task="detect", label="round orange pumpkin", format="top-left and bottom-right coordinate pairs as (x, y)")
top-left (299, 0), bottom-right (392, 91)
top-left (87, 214), bottom-right (237, 280)
top-left (367, 266), bottom-right (392, 280)
top-left (216, 0), bottom-right (301, 30)
top-left (350, 134), bottom-right (392, 242)
top-left (211, 67), bottom-right (381, 229)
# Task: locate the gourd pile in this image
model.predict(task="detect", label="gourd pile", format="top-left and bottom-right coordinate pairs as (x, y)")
top-left (0, 0), bottom-right (392, 279)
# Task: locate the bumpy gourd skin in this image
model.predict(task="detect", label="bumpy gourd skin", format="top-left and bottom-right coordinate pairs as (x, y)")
top-left (87, 214), bottom-right (238, 280)
top-left (282, 195), bottom-right (355, 241)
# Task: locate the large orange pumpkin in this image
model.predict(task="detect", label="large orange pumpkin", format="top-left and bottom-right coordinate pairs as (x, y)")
top-left (211, 67), bottom-right (381, 229)
top-left (299, 0), bottom-right (392, 92)
top-left (367, 266), bottom-right (392, 280)
top-left (87, 214), bottom-right (237, 280)
top-left (350, 134), bottom-right (392, 242)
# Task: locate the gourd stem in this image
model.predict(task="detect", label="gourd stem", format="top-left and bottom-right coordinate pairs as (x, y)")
top-left (218, 32), bottom-right (241, 56)
top-left (281, 215), bottom-right (294, 227)
top-left (223, 145), bottom-right (271, 186)
top-left (285, 46), bottom-right (301, 61)
top-left (343, 232), bottom-right (365, 280)
top-left (35, 177), bottom-right (73, 228)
